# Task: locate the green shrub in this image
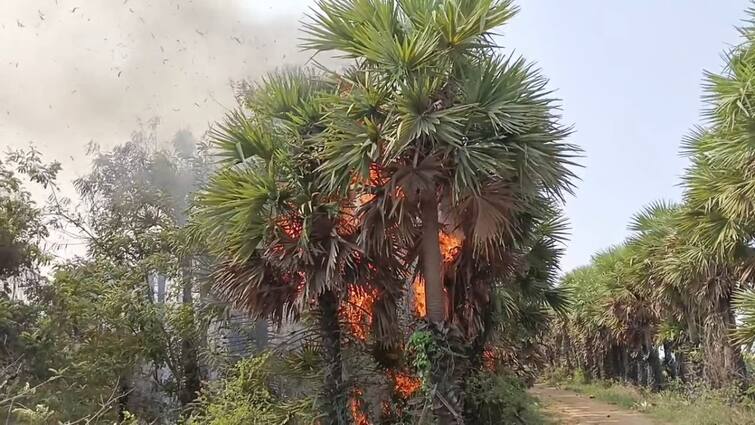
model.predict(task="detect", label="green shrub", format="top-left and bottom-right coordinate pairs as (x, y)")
top-left (185, 353), bottom-right (316, 425)
top-left (540, 367), bottom-right (573, 386)
top-left (464, 371), bottom-right (548, 425)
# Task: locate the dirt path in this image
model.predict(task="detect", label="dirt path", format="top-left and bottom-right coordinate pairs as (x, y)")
top-left (530, 384), bottom-right (660, 425)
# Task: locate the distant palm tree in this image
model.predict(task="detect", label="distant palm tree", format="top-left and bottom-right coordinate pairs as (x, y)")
top-left (670, 17), bottom-right (755, 386)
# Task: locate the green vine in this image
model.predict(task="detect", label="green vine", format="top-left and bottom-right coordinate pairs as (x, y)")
top-left (407, 329), bottom-right (437, 392)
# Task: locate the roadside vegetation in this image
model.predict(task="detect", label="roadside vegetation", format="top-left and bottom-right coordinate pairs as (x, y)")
top-left (545, 369), bottom-right (755, 425)
top-left (541, 4), bottom-right (755, 424)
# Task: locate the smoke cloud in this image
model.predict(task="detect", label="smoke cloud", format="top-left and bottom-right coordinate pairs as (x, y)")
top-left (0, 0), bottom-right (318, 182)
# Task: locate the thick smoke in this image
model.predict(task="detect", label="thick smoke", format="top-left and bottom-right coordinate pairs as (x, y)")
top-left (0, 0), bottom-right (317, 180)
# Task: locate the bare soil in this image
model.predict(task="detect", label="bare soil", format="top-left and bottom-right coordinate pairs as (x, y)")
top-left (530, 384), bottom-right (661, 425)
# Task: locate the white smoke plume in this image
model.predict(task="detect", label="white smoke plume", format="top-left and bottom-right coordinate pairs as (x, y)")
top-left (0, 0), bottom-right (318, 182)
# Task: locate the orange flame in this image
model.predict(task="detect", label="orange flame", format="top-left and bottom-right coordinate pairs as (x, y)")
top-left (368, 162), bottom-right (388, 187)
top-left (337, 208), bottom-right (359, 236)
top-left (342, 287), bottom-right (377, 341)
top-left (337, 192), bottom-right (377, 236)
top-left (482, 348), bottom-right (497, 372)
top-left (390, 370), bottom-right (422, 399)
top-left (410, 231), bottom-right (462, 318)
top-left (439, 230), bottom-right (462, 265)
top-left (350, 162), bottom-right (388, 188)
top-left (412, 276), bottom-right (426, 318)
top-left (359, 192), bottom-right (376, 204)
top-left (350, 388), bottom-right (370, 425)
top-left (276, 213), bottom-right (303, 239)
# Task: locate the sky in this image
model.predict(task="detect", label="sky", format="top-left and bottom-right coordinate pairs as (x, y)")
top-left (0, 0), bottom-right (749, 271)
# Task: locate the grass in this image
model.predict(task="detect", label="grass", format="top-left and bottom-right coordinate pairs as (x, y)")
top-left (561, 381), bottom-right (641, 410)
top-left (543, 370), bottom-right (755, 425)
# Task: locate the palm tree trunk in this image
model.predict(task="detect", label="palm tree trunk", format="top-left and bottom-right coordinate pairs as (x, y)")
top-left (620, 347), bottom-right (630, 382)
top-left (677, 348), bottom-right (689, 383)
top-left (703, 290), bottom-right (748, 388)
top-left (420, 196), bottom-right (445, 323)
top-left (583, 352), bottom-right (594, 384)
top-left (662, 341), bottom-right (678, 381)
top-left (419, 196), bottom-right (464, 424)
top-left (563, 331), bottom-right (574, 371)
top-left (644, 334), bottom-right (663, 392)
top-left (629, 355), bottom-right (640, 386)
top-left (117, 374), bottom-right (131, 423)
top-left (638, 360), bottom-right (648, 387)
top-left (179, 256), bottom-right (201, 408)
top-left (318, 289), bottom-right (350, 425)
top-left (253, 319), bottom-right (269, 352)
top-left (608, 345), bottom-right (621, 380)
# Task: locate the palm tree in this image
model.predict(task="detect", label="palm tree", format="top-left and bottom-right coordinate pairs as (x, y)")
top-left (669, 15), bottom-right (755, 386)
top-left (557, 243), bottom-right (664, 389)
top-left (626, 203), bottom-right (694, 382)
top-left (306, 2), bottom-right (578, 421)
top-left (477, 208), bottom-right (571, 382)
top-left (191, 69), bottom-right (405, 424)
top-left (559, 265), bottom-right (609, 382)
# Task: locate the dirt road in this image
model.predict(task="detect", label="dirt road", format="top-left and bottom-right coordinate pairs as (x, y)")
top-left (530, 385), bottom-right (660, 425)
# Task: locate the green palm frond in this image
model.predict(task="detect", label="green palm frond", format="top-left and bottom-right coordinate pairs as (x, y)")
top-left (733, 289), bottom-right (755, 345)
top-left (397, 0), bottom-right (440, 27)
top-left (432, 0), bottom-right (518, 49)
top-left (302, 0), bottom-right (404, 57)
top-left (459, 55), bottom-right (548, 134)
top-left (191, 161), bottom-right (281, 263)
top-left (249, 68), bottom-right (334, 133)
top-left (627, 200), bottom-right (678, 234)
top-left (358, 24), bottom-right (441, 74)
top-left (210, 110), bottom-right (278, 164)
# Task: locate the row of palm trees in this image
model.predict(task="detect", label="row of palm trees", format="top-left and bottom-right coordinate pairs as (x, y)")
top-left (189, 0), bottom-right (577, 423)
top-left (551, 7), bottom-right (755, 392)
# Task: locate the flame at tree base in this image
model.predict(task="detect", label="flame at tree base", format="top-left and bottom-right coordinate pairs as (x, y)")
top-left (390, 370), bottom-right (422, 399)
top-left (482, 347), bottom-right (498, 371)
top-left (350, 388), bottom-right (370, 425)
top-left (412, 276), bottom-right (426, 318)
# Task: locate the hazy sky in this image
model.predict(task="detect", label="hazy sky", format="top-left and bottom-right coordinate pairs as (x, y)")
top-left (0, 0), bottom-right (748, 270)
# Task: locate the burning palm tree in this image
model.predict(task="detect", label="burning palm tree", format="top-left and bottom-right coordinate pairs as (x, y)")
top-left (308, 1), bottom-right (578, 421)
top-left (191, 69), bottom-right (405, 424)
